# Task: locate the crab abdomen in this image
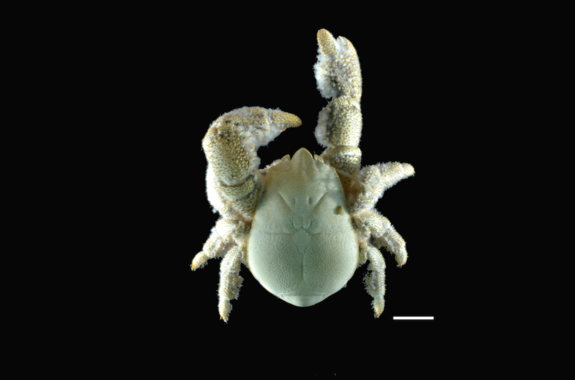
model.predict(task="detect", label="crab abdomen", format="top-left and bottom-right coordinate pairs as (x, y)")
top-left (247, 148), bottom-right (359, 307)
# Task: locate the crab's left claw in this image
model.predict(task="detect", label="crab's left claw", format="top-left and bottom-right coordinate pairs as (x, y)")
top-left (314, 29), bottom-right (363, 187)
top-left (315, 29), bottom-right (362, 101)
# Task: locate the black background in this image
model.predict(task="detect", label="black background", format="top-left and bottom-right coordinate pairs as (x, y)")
top-left (8, 2), bottom-right (564, 378)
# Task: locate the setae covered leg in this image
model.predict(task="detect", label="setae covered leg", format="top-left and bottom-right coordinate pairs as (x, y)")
top-left (353, 211), bottom-right (408, 267)
top-left (218, 245), bottom-right (246, 322)
top-left (313, 29), bottom-right (363, 187)
top-left (363, 245), bottom-right (387, 318)
top-left (191, 217), bottom-right (248, 271)
top-left (350, 162), bottom-right (415, 214)
top-left (192, 217), bottom-right (249, 322)
top-left (203, 106), bottom-right (301, 219)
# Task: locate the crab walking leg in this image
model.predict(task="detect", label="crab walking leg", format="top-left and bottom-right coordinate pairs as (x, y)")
top-left (313, 29), bottom-right (363, 178)
top-left (364, 245), bottom-right (386, 318)
top-left (376, 162), bottom-right (415, 192)
top-left (191, 218), bottom-right (248, 270)
top-left (351, 162), bottom-right (415, 213)
top-left (191, 228), bottom-right (232, 270)
top-left (361, 212), bottom-right (408, 267)
top-left (357, 239), bottom-right (369, 268)
top-left (218, 245), bottom-right (245, 322)
top-left (203, 106), bottom-right (302, 218)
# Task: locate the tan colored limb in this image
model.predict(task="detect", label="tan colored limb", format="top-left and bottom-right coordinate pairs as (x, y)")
top-left (376, 162), bottom-right (415, 192)
top-left (203, 106), bottom-right (302, 185)
top-left (203, 106), bottom-right (301, 218)
top-left (313, 29), bottom-right (363, 178)
top-left (374, 225), bottom-right (407, 267)
top-left (350, 162), bottom-right (415, 213)
top-left (357, 239), bottom-right (368, 268)
top-left (193, 217), bottom-right (249, 322)
top-left (364, 245), bottom-right (386, 318)
top-left (218, 245), bottom-right (245, 323)
top-left (191, 218), bottom-right (248, 271)
top-left (191, 227), bottom-right (233, 271)
top-left (315, 29), bottom-right (362, 101)
top-left (353, 211), bottom-right (408, 267)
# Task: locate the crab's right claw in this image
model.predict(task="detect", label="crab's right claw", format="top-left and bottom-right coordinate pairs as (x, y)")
top-left (203, 106), bottom-right (301, 186)
top-left (202, 107), bottom-right (301, 218)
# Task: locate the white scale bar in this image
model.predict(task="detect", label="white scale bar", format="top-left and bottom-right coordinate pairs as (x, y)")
top-left (393, 316), bottom-right (434, 320)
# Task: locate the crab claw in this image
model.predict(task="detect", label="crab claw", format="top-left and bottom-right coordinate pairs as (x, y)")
top-left (314, 29), bottom-right (362, 101)
top-left (203, 107), bottom-right (301, 186)
top-left (313, 29), bottom-right (364, 178)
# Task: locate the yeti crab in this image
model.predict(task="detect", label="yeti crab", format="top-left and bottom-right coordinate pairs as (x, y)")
top-left (191, 29), bottom-right (415, 322)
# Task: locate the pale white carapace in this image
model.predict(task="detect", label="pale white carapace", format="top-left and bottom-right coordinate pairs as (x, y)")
top-left (247, 148), bottom-right (358, 307)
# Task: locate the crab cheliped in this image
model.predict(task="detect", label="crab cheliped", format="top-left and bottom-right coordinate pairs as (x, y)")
top-left (192, 29), bottom-right (415, 322)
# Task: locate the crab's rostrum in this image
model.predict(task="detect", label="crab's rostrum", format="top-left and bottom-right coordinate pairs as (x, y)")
top-left (192, 29), bottom-right (415, 322)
